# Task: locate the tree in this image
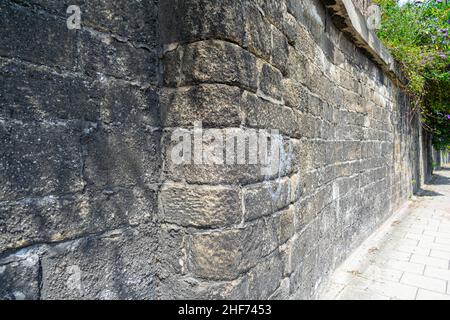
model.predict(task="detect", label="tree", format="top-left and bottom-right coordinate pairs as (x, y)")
top-left (374, 0), bottom-right (450, 149)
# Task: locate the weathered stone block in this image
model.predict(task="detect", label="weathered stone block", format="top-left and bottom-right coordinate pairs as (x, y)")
top-left (298, 113), bottom-right (319, 139)
top-left (290, 173), bottom-right (303, 203)
top-left (255, 0), bottom-right (287, 29)
top-left (342, 141), bottom-right (362, 161)
top-left (160, 84), bottom-right (243, 128)
top-left (295, 199), bottom-right (316, 233)
top-left (238, 217), bottom-right (281, 271)
top-left (0, 251), bottom-right (40, 300)
top-left (243, 2), bottom-right (272, 61)
top-left (247, 253), bottom-right (283, 299)
top-left (162, 46), bottom-right (184, 87)
top-left (335, 176), bottom-right (360, 198)
top-left (0, 2), bottom-right (77, 70)
top-left (287, 49), bottom-right (309, 84)
top-left (80, 0), bottom-right (158, 44)
top-left (80, 30), bottom-right (157, 84)
top-left (160, 183), bottom-right (241, 228)
top-left (0, 59), bottom-right (99, 122)
top-left (319, 33), bottom-right (336, 62)
top-left (41, 225), bottom-right (158, 300)
top-left (296, 140), bottom-right (316, 173)
top-left (307, 65), bottom-right (329, 97)
top-left (0, 187), bottom-right (157, 254)
top-left (0, 121), bottom-right (84, 201)
top-left (292, 0), bottom-right (326, 44)
top-left (288, 23), bottom-right (317, 61)
top-left (18, 0), bottom-right (158, 44)
top-left (269, 277), bottom-right (290, 300)
top-left (243, 92), bottom-right (301, 138)
top-left (318, 204), bottom-right (338, 253)
top-left (279, 241), bottom-right (292, 276)
top-left (282, 79), bottom-right (309, 110)
top-left (289, 248), bottom-right (319, 299)
top-left (157, 274), bottom-right (249, 300)
top-left (99, 79), bottom-right (160, 127)
top-left (277, 206), bottom-right (295, 244)
top-left (307, 94), bottom-right (325, 117)
top-left (157, 227), bottom-right (188, 280)
top-left (160, 0), bottom-right (246, 46)
top-left (281, 11), bottom-right (301, 45)
top-left (188, 219), bottom-right (278, 280)
top-left (258, 63), bottom-right (283, 101)
top-left (83, 126), bottom-right (161, 189)
top-left (181, 40), bottom-right (258, 92)
top-left (162, 128), bottom-right (267, 185)
top-left (243, 177), bottom-right (291, 221)
top-left (188, 229), bottom-right (243, 281)
top-left (271, 27), bottom-right (289, 76)
top-left (290, 221), bottom-right (319, 270)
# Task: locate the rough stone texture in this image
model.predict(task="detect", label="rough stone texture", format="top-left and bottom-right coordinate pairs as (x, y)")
top-left (0, 0), bottom-right (161, 300)
top-left (0, 2), bottom-right (77, 70)
top-left (0, 251), bottom-right (40, 300)
top-left (40, 225), bottom-right (158, 300)
top-left (1, 0), bottom-right (437, 300)
top-left (160, 183), bottom-right (242, 228)
top-left (157, 0), bottom-right (429, 300)
top-left (160, 84), bottom-right (243, 128)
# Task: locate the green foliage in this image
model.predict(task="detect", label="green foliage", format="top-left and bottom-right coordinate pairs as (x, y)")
top-left (374, 0), bottom-right (450, 149)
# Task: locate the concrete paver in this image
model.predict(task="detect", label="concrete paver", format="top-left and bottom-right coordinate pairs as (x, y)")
top-left (416, 289), bottom-right (450, 300)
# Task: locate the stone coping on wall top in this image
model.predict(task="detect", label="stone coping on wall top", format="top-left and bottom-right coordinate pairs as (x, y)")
top-left (322, 0), bottom-right (408, 87)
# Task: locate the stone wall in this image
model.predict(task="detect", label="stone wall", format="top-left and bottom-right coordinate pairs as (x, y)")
top-left (0, 0), bottom-right (161, 299)
top-left (1, 0), bottom-right (431, 300)
top-left (155, 0), bottom-right (429, 299)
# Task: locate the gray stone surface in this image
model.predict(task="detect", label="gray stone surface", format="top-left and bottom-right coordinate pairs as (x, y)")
top-left (0, 0), bottom-right (162, 300)
top-left (83, 126), bottom-right (161, 189)
top-left (79, 30), bottom-right (157, 85)
top-left (18, 0), bottom-right (158, 44)
top-left (0, 121), bottom-right (85, 201)
top-left (0, 250), bottom-right (41, 300)
top-left (160, 183), bottom-right (241, 228)
top-left (160, 84), bottom-right (243, 128)
top-left (243, 178), bottom-right (292, 221)
top-left (0, 0), bottom-right (436, 300)
top-left (40, 225), bottom-right (158, 300)
top-left (179, 40), bottom-right (259, 92)
top-left (0, 2), bottom-right (77, 70)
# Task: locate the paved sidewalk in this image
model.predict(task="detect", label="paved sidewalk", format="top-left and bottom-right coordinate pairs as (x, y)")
top-left (321, 166), bottom-right (450, 300)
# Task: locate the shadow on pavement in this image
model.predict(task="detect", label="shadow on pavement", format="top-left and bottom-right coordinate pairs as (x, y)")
top-left (415, 188), bottom-right (445, 197)
top-left (430, 172), bottom-right (450, 186)
top-left (414, 168), bottom-right (450, 197)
